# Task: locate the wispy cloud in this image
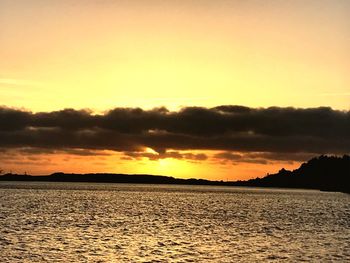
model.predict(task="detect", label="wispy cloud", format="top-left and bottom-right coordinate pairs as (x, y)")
top-left (318, 92), bottom-right (350, 96)
top-left (0, 78), bottom-right (44, 88)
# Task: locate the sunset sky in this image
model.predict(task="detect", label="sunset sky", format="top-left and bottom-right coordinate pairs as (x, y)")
top-left (1, 0), bottom-right (349, 180)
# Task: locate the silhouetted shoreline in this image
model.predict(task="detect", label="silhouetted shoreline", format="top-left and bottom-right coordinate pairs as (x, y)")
top-left (234, 155), bottom-right (350, 194)
top-left (1, 155), bottom-right (349, 193)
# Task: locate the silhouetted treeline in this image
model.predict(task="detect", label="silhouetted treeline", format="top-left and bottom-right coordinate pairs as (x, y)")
top-left (0, 155), bottom-right (349, 193)
top-left (0, 172), bottom-right (228, 186)
top-left (234, 155), bottom-right (350, 193)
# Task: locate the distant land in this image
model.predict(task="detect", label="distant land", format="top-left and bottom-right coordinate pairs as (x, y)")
top-left (0, 155), bottom-right (349, 193)
top-left (235, 155), bottom-right (350, 194)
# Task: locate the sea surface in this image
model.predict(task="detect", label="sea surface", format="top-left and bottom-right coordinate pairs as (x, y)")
top-left (0, 182), bottom-right (349, 262)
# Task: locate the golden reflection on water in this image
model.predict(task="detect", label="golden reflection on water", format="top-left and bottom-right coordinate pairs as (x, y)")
top-left (0, 182), bottom-right (349, 262)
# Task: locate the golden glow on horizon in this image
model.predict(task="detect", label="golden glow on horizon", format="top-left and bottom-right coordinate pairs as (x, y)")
top-left (0, 149), bottom-right (301, 181)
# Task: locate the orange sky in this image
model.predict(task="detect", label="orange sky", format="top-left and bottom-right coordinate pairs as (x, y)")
top-left (0, 0), bottom-right (349, 180)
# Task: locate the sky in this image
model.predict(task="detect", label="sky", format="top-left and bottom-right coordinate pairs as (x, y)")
top-left (0, 0), bottom-right (349, 180)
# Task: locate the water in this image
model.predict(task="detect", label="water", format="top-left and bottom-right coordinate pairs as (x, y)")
top-left (0, 182), bottom-right (349, 262)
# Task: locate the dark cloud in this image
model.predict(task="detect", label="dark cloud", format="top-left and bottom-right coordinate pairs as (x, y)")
top-left (0, 107), bottom-right (31, 131)
top-left (124, 150), bottom-right (208, 161)
top-left (245, 152), bottom-right (316, 162)
top-left (16, 147), bottom-right (111, 157)
top-left (213, 151), bottom-right (316, 164)
top-left (213, 152), bottom-right (268, 165)
top-left (0, 106), bottom-right (349, 161)
top-left (214, 152), bottom-right (243, 161)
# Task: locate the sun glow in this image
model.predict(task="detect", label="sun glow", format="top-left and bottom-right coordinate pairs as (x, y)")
top-left (158, 159), bottom-right (167, 167)
top-left (145, 147), bottom-right (158, 155)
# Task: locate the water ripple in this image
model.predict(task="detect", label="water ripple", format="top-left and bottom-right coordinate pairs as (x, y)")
top-left (0, 182), bottom-right (349, 262)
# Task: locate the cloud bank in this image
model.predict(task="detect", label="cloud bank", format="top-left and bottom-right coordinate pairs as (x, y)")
top-left (0, 106), bottom-right (349, 163)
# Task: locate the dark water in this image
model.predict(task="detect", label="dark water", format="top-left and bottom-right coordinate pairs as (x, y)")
top-left (0, 182), bottom-right (349, 262)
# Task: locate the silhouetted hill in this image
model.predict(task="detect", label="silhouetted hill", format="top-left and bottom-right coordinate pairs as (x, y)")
top-left (0, 155), bottom-right (349, 193)
top-left (234, 155), bottom-right (350, 193)
top-left (0, 172), bottom-right (227, 186)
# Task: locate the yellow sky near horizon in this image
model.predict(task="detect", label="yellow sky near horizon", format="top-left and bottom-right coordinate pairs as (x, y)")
top-left (0, 0), bottom-right (349, 180)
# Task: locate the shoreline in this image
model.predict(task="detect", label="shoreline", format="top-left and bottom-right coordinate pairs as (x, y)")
top-left (1, 173), bottom-right (348, 194)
